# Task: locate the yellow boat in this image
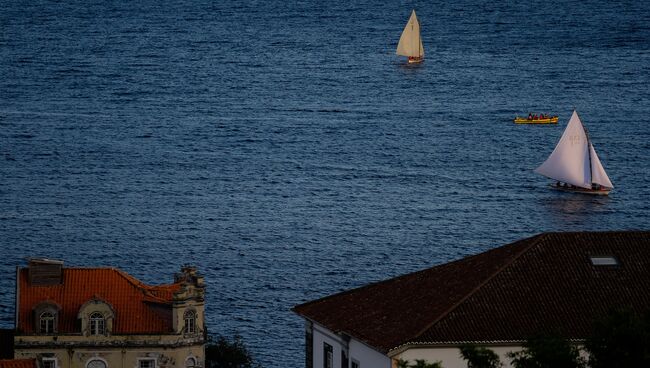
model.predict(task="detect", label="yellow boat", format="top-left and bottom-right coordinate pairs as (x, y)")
top-left (514, 116), bottom-right (559, 124)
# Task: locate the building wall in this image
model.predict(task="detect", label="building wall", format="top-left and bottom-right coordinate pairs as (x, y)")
top-left (392, 346), bottom-right (522, 368)
top-left (312, 323), bottom-right (346, 368)
top-left (348, 339), bottom-right (391, 368)
top-left (14, 337), bottom-right (204, 368)
top-left (311, 323), bottom-right (390, 368)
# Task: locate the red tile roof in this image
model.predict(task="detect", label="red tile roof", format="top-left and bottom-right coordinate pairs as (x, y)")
top-left (293, 231), bottom-right (650, 354)
top-left (0, 360), bottom-right (36, 368)
top-left (17, 267), bottom-right (181, 334)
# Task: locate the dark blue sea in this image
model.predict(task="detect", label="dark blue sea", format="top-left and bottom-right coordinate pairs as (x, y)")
top-left (1, 0), bottom-right (649, 366)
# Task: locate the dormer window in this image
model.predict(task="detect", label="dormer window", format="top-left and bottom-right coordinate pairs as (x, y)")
top-left (34, 302), bottom-right (60, 334)
top-left (90, 312), bottom-right (106, 335)
top-left (78, 298), bottom-right (114, 336)
top-left (40, 311), bottom-right (55, 333)
top-left (184, 310), bottom-right (197, 334)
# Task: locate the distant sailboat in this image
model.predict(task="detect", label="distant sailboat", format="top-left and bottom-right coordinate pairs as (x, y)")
top-left (535, 110), bottom-right (613, 195)
top-left (396, 10), bottom-right (424, 64)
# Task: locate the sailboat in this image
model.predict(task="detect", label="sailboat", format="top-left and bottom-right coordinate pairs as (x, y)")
top-left (535, 110), bottom-right (613, 195)
top-left (396, 10), bottom-right (424, 64)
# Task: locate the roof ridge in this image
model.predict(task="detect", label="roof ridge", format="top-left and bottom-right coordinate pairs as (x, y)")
top-left (293, 244), bottom-right (517, 314)
top-left (409, 233), bottom-right (548, 342)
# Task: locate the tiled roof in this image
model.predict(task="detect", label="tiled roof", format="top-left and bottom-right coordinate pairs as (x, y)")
top-left (17, 267), bottom-right (181, 334)
top-left (293, 231), bottom-right (650, 354)
top-left (0, 360), bottom-right (36, 368)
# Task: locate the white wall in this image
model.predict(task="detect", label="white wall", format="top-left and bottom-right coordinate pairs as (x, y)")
top-left (349, 338), bottom-right (391, 368)
top-left (394, 346), bottom-right (522, 368)
top-left (311, 323), bottom-right (391, 368)
top-left (312, 323), bottom-right (346, 368)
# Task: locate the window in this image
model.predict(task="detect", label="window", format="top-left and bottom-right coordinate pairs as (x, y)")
top-left (86, 359), bottom-right (107, 368)
top-left (351, 360), bottom-right (360, 368)
top-left (89, 312), bottom-right (105, 335)
top-left (184, 310), bottom-right (197, 334)
top-left (323, 343), bottom-right (333, 368)
top-left (42, 358), bottom-right (57, 368)
top-left (139, 359), bottom-right (155, 368)
top-left (40, 311), bottom-right (55, 334)
top-left (185, 357), bottom-right (196, 368)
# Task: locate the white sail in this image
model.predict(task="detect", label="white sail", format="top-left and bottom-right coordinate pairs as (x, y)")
top-left (589, 143), bottom-right (614, 188)
top-left (396, 10), bottom-right (424, 58)
top-left (534, 110), bottom-right (592, 189)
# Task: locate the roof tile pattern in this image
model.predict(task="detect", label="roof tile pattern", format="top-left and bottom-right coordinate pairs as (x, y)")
top-left (293, 231), bottom-right (650, 354)
top-left (0, 360), bottom-right (36, 368)
top-left (18, 268), bottom-right (181, 334)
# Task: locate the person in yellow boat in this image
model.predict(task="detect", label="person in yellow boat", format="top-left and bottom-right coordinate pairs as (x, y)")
top-left (528, 113), bottom-right (533, 119)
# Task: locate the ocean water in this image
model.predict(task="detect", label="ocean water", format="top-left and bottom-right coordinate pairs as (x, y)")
top-left (1, 0), bottom-right (649, 366)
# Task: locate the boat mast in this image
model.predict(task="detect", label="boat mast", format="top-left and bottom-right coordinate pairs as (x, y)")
top-left (581, 113), bottom-right (594, 186)
top-left (417, 12), bottom-right (421, 57)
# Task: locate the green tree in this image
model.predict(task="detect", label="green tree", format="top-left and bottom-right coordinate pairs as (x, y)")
top-left (507, 333), bottom-right (585, 368)
top-left (585, 308), bottom-right (650, 368)
top-left (205, 334), bottom-right (261, 368)
top-left (459, 344), bottom-right (502, 368)
top-left (411, 359), bottom-right (443, 368)
top-left (394, 359), bottom-right (443, 368)
top-left (396, 359), bottom-right (410, 368)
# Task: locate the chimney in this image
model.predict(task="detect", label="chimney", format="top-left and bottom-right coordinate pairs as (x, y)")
top-left (28, 258), bottom-right (64, 285)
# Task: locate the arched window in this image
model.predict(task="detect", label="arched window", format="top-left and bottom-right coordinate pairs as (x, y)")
top-left (184, 310), bottom-right (197, 334)
top-left (86, 359), bottom-right (107, 368)
top-left (39, 311), bottom-right (55, 334)
top-left (89, 312), bottom-right (105, 335)
top-left (185, 357), bottom-right (196, 368)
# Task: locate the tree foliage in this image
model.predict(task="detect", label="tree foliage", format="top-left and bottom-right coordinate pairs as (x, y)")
top-left (205, 334), bottom-right (261, 368)
top-left (585, 308), bottom-right (650, 368)
top-left (394, 359), bottom-right (443, 368)
top-left (506, 333), bottom-right (586, 368)
top-left (459, 344), bottom-right (502, 368)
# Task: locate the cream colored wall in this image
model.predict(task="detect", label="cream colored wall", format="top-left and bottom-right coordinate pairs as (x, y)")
top-left (15, 334), bottom-right (204, 368)
top-left (15, 343), bottom-right (205, 368)
top-left (392, 346), bottom-right (522, 368)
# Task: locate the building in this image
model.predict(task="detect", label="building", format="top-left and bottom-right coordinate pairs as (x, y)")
top-left (293, 231), bottom-right (650, 368)
top-left (13, 259), bottom-right (205, 368)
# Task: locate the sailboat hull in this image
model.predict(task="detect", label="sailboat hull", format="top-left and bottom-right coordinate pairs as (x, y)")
top-left (549, 183), bottom-right (611, 196)
top-left (408, 56), bottom-right (424, 64)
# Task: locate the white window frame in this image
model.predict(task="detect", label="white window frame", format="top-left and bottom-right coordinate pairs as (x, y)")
top-left (89, 312), bottom-right (105, 335)
top-left (184, 309), bottom-right (197, 334)
top-left (40, 311), bottom-right (55, 334)
top-left (137, 358), bottom-right (156, 368)
top-left (351, 359), bottom-right (360, 368)
top-left (42, 358), bottom-right (57, 368)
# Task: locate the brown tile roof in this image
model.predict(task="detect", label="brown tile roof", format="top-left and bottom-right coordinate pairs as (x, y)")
top-left (17, 267), bottom-right (181, 334)
top-left (0, 360), bottom-right (36, 368)
top-left (293, 231), bottom-right (650, 354)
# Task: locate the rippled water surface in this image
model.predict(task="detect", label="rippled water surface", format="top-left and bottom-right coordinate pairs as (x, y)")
top-left (1, 0), bottom-right (650, 366)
